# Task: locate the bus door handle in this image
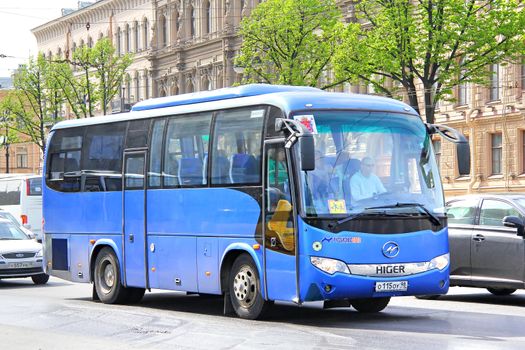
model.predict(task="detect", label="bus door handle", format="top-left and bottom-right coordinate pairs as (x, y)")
top-left (129, 233), bottom-right (134, 243)
top-left (472, 234), bottom-right (485, 242)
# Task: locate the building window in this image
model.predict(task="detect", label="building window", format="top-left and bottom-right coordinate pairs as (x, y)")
top-left (190, 5), bottom-right (196, 37)
top-left (458, 59), bottom-right (468, 105)
top-left (126, 24), bottom-right (131, 52)
top-left (491, 133), bottom-right (502, 175)
top-left (134, 21), bottom-right (139, 52)
top-left (522, 131), bottom-right (525, 174)
top-left (522, 58), bottom-right (525, 91)
top-left (116, 28), bottom-right (121, 55)
top-left (16, 148), bottom-right (28, 168)
top-left (160, 15), bottom-right (167, 47)
top-left (143, 19), bottom-right (149, 49)
top-left (489, 64), bottom-right (499, 101)
top-left (205, 1), bottom-right (212, 34)
top-left (432, 139), bottom-right (441, 169)
top-left (87, 36), bottom-right (93, 48)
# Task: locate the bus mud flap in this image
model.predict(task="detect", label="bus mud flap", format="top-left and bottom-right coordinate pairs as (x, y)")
top-left (223, 291), bottom-right (235, 316)
top-left (92, 284), bottom-right (100, 301)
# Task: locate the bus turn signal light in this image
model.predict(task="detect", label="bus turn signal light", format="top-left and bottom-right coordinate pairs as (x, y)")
top-left (21, 215), bottom-right (28, 225)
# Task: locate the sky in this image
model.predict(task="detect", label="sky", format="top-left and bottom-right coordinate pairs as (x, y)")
top-left (0, 0), bottom-right (80, 77)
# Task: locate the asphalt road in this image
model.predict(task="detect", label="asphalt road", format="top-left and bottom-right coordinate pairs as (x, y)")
top-left (1, 277), bottom-right (524, 350)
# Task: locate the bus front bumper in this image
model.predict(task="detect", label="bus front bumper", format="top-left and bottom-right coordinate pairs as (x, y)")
top-left (302, 259), bottom-right (449, 301)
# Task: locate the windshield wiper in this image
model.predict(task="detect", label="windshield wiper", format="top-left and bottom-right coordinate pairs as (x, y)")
top-left (365, 202), bottom-right (441, 226)
top-left (335, 211), bottom-right (412, 226)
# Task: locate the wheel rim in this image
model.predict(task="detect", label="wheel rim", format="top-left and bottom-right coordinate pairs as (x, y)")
top-left (233, 264), bottom-right (257, 308)
top-left (98, 259), bottom-right (115, 295)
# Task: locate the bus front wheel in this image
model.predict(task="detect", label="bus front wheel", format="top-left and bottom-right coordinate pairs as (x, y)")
top-left (229, 254), bottom-right (268, 320)
top-left (350, 297), bottom-right (391, 313)
top-left (94, 247), bottom-right (128, 304)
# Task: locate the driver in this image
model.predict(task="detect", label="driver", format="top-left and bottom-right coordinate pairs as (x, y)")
top-left (350, 157), bottom-right (386, 202)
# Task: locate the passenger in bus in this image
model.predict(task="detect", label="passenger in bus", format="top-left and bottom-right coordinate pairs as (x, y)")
top-left (349, 156), bottom-right (386, 202)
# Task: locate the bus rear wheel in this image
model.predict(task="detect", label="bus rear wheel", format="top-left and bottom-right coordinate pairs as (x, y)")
top-left (350, 297), bottom-right (390, 313)
top-left (229, 254), bottom-right (268, 320)
top-left (94, 247), bottom-right (128, 304)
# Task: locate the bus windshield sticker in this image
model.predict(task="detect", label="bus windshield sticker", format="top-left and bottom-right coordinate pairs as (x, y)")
top-left (250, 109), bottom-right (265, 119)
top-left (293, 115), bottom-right (318, 134)
top-left (328, 199), bottom-right (347, 214)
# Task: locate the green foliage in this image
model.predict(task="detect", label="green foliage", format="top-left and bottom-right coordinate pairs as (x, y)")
top-left (5, 54), bottom-right (66, 153)
top-left (91, 38), bottom-right (133, 115)
top-left (334, 0), bottom-right (525, 123)
top-left (236, 0), bottom-right (349, 89)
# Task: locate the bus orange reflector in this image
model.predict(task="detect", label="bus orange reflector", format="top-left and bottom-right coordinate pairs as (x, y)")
top-left (253, 244), bottom-right (260, 250)
top-left (89, 240), bottom-right (96, 245)
top-left (21, 215), bottom-right (28, 225)
top-left (205, 271), bottom-right (211, 277)
top-left (151, 267), bottom-right (156, 272)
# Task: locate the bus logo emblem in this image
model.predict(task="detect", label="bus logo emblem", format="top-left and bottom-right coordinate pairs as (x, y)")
top-left (312, 241), bottom-right (322, 251)
top-left (382, 242), bottom-right (399, 258)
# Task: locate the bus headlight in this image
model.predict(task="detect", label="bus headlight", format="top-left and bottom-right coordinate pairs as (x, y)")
top-left (310, 257), bottom-right (350, 275)
top-left (429, 253), bottom-right (449, 271)
top-left (35, 249), bottom-right (43, 258)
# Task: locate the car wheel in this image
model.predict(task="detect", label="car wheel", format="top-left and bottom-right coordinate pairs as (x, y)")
top-left (487, 288), bottom-right (516, 296)
top-left (31, 274), bottom-right (49, 285)
top-left (350, 297), bottom-right (391, 313)
top-left (229, 254), bottom-right (268, 320)
top-left (94, 247), bottom-right (128, 304)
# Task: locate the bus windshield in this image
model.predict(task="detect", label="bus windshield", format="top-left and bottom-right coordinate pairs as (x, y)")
top-left (298, 110), bottom-right (444, 218)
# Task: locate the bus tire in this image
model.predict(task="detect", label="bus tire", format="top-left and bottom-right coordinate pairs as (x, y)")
top-left (94, 247), bottom-right (128, 304)
top-left (31, 273), bottom-right (49, 285)
top-left (229, 254), bottom-right (268, 320)
top-left (126, 287), bottom-right (146, 304)
top-left (350, 297), bottom-right (390, 313)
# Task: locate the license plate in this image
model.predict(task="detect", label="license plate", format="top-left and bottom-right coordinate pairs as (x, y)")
top-left (375, 281), bottom-right (408, 292)
top-left (9, 263), bottom-right (30, 269)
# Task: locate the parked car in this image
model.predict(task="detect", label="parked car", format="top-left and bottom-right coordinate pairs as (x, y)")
top-left (0, 209), bottom-right (36, 240)
top-left (0, 174), bottom-right (43, 241)
top-left (446, 193), bottom-right (525, 295)
top-left (0, 218), bottom-right (48, 285)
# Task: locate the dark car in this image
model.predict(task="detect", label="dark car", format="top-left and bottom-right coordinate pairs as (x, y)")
top-left (446, 193), bottom-right (525, 295)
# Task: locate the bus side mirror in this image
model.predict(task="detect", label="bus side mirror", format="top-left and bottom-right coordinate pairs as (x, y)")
top-left (427, 123), bottom-right (470, 176)
top-left (299, 135), bottom-right (315, 171)
top-left (456, 141), bottom-right (470, 176)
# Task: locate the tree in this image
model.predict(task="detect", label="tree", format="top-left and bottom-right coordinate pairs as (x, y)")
top-left (91, 38), bottom-right (133, 115)
top-left (236, 0), bottom-right (351, 89)
top-left (334, 0), bottom-right (525, 124)
top-left (7, 54), bottom-right (65, 154)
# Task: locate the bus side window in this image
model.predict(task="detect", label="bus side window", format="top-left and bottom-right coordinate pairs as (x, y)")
top-left (211, 107), bottom-right (264, 185)
top-left (267, 147), bottom-right (291, 212)
top-left (148, 119), bottom-right (165, 188)
top-left (163, 113), bottom-right (212, 187)
top-left (46, 128), bottom-right (84, 192)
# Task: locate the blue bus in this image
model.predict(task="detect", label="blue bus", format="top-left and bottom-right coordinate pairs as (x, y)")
top-left (43, 84), bottom-right (469, 319)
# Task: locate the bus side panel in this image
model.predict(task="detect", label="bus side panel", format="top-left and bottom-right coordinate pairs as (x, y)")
top-left (148, 235), bottom-right (198, 292)
top-left (197, 237), bottom-right (220, 294)
top-left (44, 191), bottom-right (122, 234)
top-left (147, 188), bottom-right (261, 237)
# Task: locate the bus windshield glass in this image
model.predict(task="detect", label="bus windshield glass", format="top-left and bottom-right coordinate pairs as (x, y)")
top-left (298, 110), bottom-right (444, 218)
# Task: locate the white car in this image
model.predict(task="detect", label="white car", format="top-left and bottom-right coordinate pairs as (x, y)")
top-left (0, 218), bottom-right (48, 284)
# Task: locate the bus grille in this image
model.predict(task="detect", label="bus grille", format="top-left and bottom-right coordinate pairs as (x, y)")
top-left (1, 252), bottom-right (36, 259)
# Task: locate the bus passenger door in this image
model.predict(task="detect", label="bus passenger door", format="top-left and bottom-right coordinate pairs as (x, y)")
top-left (123, 151), bottom-right (147, 288)
top-left (264, 143), bottom-right (298, 301)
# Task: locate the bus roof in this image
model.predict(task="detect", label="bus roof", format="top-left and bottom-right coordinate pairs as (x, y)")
top-left (131, 84), bottom-right (322, 111)
top-left (51, 84), bottom-right (419, 131)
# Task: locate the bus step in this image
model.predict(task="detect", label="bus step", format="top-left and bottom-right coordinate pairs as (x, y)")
top-left (323, 299), bottom-right (351, 309)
